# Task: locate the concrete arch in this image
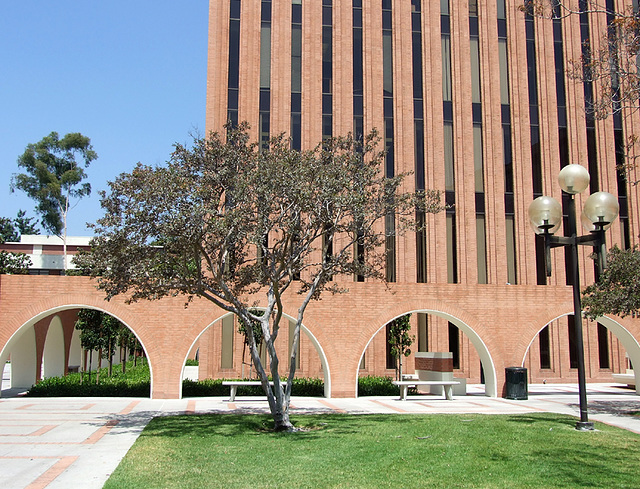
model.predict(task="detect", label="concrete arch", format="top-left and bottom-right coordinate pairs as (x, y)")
top-left (0, 303), bottom-right (153, 397)
top-left (521, 312), bottom-right (640, 393)
top-left (0, 327), bottom-right (36, 390)
top-left (180, 309), bottom-right (332, 398)
top-left (42, 315), bottom-right (65, 379)
top-left (596, 316), bottom-right (640, 394)
top-left (358, 304), bottom-right (499, 398)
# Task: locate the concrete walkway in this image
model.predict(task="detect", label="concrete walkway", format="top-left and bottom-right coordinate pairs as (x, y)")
top-left (0, 383), bottom-right (639, 489)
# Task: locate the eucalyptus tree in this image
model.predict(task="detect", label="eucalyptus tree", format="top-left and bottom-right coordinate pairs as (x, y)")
top-left (12, 132), bottom-right (97, 269)
top-left (76, 123), bottom-right (442, 431)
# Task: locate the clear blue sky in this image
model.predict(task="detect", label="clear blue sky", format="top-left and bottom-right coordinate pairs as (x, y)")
top-left (0, 1), bottom-right (209, 236)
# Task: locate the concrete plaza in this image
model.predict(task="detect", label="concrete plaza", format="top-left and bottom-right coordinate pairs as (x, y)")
top-left (1, 379), bottom-right (639, 489)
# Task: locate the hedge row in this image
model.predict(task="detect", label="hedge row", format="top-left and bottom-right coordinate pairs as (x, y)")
top-left (26, 366), bottom-right (399, 398)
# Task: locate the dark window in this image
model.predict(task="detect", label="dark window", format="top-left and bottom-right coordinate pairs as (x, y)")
top-left (449, 323), bottom-right (460, 369)
top-left (597, 323), bottom-right (610, 369)
top-left (539, 325), bottom-right (551, 369)
top-left (568, 316), bottom-right (578, 369)
top-left (386, 323), bottom-right (395, 369)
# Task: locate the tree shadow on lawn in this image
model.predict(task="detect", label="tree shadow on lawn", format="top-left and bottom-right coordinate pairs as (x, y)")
top-left (133, 413), bottom-right (422, 440)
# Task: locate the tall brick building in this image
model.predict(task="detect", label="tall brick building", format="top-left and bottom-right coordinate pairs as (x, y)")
top-left (197, 0), bottom-right (640, 386)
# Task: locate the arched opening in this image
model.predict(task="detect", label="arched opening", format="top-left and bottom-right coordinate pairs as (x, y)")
top-left (42, 315), bottom-right (65, 379)
top-left (181, 311), bottom-right (331, 398)
top-left (523, 314), bottom-right (640, 392)
top-left (357, 309), bottom-right (497, 398)
top-left (0, 305), bottom-right (152, 398)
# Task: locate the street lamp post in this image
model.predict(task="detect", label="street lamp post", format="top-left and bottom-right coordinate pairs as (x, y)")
top-left (528, 164), bottom-right (619, 431)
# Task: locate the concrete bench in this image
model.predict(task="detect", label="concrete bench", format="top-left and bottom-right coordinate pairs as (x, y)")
top-left (392, 380), bottom-right (460, 401)
top-left (222, 380), bottom-right (274, 401)
top-left (612, 373), bottom-right (636, 387)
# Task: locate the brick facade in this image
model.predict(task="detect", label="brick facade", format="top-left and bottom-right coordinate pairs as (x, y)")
top-left (2, 275), bottom-right (640, 398)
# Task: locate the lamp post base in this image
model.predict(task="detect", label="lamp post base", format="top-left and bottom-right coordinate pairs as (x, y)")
top-left (575, 421), bottom-right (595, 431)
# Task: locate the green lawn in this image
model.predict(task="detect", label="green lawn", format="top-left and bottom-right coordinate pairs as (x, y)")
top-left (104, 413), bottom-right (640, 489)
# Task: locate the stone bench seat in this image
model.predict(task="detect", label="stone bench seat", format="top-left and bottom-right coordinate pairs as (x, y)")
top-left (222, 380), bottom-right (274, 401)
top-left (612, 373), bottom-right (636, 387)
top-left (392, 380), bottom-right (460, 401)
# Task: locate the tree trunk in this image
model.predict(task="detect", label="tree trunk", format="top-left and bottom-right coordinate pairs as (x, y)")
top-left (108, 338), bottom-right (113, 377)
top-left (96, 348), bottom-right (102, 385)
top-left (80, 349), bottom-right (86, 385)
top-left (121, 345), bottom-right (127, 374)
top-left (88, 350), bottom-right (93, 383)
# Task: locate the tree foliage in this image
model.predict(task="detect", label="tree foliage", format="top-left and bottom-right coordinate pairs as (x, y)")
top-left (12, 131), bottom-right (97, 238)
top-left (582, 246), bottom-right (640, 319)
top-left (0, 210), bottom-right (39, 243)
top-left (0, 251), bottom-right (31, 274)
top-left (76, 123), bottom-right (442, 430)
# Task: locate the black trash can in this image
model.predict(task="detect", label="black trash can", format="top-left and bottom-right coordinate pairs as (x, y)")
top-left (505, 367), bottom-right (528, 400)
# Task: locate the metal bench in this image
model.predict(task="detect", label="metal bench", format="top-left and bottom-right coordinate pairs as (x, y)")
top-left (392, 380), bottom-right (460, 401)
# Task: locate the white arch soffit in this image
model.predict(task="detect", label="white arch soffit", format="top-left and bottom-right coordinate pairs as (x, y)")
top-left (0, 305), bottom-right (154, 396)
top-left (180, 311), bottom-right (332, 399)
top-left (356, 309), bottom-right (498, 398)
top-left (598, 316), bottom-right (640, 395)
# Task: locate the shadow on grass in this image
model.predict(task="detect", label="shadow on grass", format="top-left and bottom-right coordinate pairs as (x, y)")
top-left (505, 414), bottom-right (577, 428)
top-left (137, 413), bottom-right (425, 440)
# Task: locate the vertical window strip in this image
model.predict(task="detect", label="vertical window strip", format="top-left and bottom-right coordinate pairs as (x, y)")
top-left (539, 325), bottom-right (551, 369)
top-left (227, 0), bottom-right (242, 125)
top-left (442, 0), bottom-right (457, 284)
top-left (383, 0), bottom-right (396, 282)
top-left (291, 1), bottom-right (302, 150)
top-left (259, 0), bottom-right (272, 149)
top-left (524, 1), bottom-right (547, 285)
top-left (597, 323), bottom-right (610, 369)
top-left (470, 3), bottom-right (487, 284)
top-left (578, 0), bottom-right (600, 190)
top-left (552, 2), bottom-right (575, 287)
top-left (353, 0), bottom-right (365, 282)
top-left (605, 0), bottom-right (631, 249)
top-left (498, 0), bottom-right (516, 284)
top-left (221, 315), bottom-right (235, 369)
top-left (353, 0), bottom-right (364, 139)
top-left (322, 0), bottom-right (333, 140)
top-left (412, 0), bottom-right (427, 283)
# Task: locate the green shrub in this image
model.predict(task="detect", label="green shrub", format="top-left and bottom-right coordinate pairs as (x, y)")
top-left (185, 359), bottom-right (199, 366)
top-left (357, 375), bottom-right (398, 396)
top-left (26, 361), bottom-right (151, 397)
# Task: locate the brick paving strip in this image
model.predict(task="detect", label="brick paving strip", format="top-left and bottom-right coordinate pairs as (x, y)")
top-left (23, 456), bottom-right (78, 489)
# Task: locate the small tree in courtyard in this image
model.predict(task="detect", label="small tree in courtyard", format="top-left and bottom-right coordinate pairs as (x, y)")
top-left (75, 309), bottom-right (123, 383)
top-left (387, 314), bottom-right (414, 381)
top-left (75, 123), bottom-right (442, 431)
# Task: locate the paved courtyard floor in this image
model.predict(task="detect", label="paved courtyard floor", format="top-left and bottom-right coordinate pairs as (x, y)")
top-left (1, 371), bottom-right (639, 488)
